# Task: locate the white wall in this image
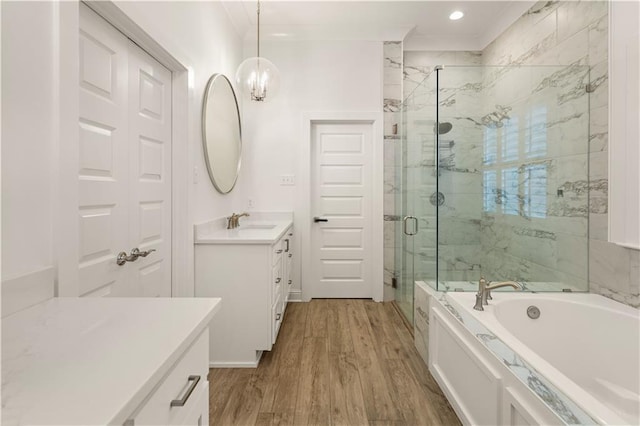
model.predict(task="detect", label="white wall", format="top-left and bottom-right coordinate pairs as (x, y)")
top-left (240, 39), bottom-right (384, 296)
top-left (242, 40), bottom-right (383, 210)
top-left (112, 1), bottom-right (245, 223)
top-left (1, 1), bottom-right (243, 301)
top-left (1, 1), bottom-right (56, 280)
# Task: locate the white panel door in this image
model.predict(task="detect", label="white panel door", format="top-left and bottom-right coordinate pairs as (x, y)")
top-left (77, 5), bottom-right (171, 297)
top-left (128, 41), bottom-right (172, 297)
top-left (310, 123), bottom-right (372, 298)
top-left (78, 4), bottom-right (131, 297)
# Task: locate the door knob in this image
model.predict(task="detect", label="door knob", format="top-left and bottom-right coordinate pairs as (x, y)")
top-left (117, 248), bottom-right (156, 266)
top-left (117, 249), bottom-right (140, 266)
top-left (135, 248), bottom-right (156, 258)
top-left (314, 217), bottom-right (328, 223)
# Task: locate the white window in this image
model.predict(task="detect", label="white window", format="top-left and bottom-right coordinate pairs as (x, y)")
top-left (483, 170), bottom-right (497, 213)
top-left (526, 106), bottom-right (547, 158)
top-left (524, 164), bottom-right (547, 218)
top-left (502, 167), bottom-right (519, 215)
top-left (502, 117), bottom-right (519, 162)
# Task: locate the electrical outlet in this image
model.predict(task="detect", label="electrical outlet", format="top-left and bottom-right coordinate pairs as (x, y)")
top-left (280, 175), bottom-right (295, 186)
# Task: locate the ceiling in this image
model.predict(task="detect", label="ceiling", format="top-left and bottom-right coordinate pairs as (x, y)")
top-left (221, 0), bottom-right (537, 51)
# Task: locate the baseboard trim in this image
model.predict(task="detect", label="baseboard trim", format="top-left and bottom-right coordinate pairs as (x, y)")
top-left (287, 289), bottom-right (303, 302)
top-left (209, 351), bottom-right (263, 368)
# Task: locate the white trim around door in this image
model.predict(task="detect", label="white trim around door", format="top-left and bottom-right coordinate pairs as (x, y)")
top-left (298, 112), bottom-right (384, 302)
top-left (55, 1), bottom-right (193, 297)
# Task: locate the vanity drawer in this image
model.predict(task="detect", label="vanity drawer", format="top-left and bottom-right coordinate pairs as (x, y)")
top-left (272, 257), bottom-right (283, 304)
top-left (272, 295), bottom-right (283, 344)
top-left (271, 240), bottom-right (284, 265)
top-left (132, 330), bottom-right (209, 425)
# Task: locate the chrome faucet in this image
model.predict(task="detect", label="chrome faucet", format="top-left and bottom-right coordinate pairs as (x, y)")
top-left (473, 277), bottom-right (521, 311)
top-left (227, 212), bottom-right (250, 229)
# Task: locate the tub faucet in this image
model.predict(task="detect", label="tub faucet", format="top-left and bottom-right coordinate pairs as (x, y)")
top-left (473, 277), bottom-right (521, 311)
top-left (227, 212), bottom-right (250, 229)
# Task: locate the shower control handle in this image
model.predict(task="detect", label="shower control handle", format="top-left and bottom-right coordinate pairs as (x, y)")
top-left (403, 216), bottom-right (418, 236)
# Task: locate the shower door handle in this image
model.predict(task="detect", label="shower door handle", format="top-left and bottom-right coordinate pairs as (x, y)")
top-left (403, 216), bottom-right (418, 236)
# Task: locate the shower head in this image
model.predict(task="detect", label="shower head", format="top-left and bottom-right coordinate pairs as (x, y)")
top-left (436, 122), bottom-right (453, 135)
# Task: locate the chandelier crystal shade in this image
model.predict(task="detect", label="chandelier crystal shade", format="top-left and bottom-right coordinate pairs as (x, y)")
top-left (235, 0), bottom-right (281, 102)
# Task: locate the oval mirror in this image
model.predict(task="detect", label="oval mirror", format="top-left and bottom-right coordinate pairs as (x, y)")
top-left (202, 73), bottom-right (242, 194)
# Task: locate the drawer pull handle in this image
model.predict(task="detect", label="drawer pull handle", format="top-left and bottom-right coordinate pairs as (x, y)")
top-left (275, 278), bottom-right (281, 283)
top-left (276, 249), bottom-right (283, 254)
top-left (170, 375), bottom-right (200, 407)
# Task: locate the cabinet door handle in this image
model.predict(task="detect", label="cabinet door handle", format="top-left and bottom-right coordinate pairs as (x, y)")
top-left (285, 239), bottom-right (290, 252)
top-left (276, 313), bottom-right (282, 321)
top-left (170, 375), bottom-right (200, 407)
top-left (288, 280), bottom-right (292, 285)
top-left (275, 278), bottom-right (281, 283)
top-left (276, 249), bottom-right (283, 254)
top-left (288, 253), bottom-right (292, 258)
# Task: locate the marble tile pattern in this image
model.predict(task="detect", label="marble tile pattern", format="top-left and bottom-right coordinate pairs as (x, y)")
top-left (413, 282), bottom-right (430, 365)
top-left (383, 41), bottom-right (403, 297)
top-left (398, 2), bottom-right (634, 305)
top-left (436, 292), bottom-right (597, 425)
top-left (481, 0), bottom-right (640, 307)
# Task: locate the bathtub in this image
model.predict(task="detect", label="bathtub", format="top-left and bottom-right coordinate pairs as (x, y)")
top-left (442, 292), bottom-right (640, 425)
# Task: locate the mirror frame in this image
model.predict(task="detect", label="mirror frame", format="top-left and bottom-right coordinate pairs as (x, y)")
top-left (201, 73), bottom-right (242, 194)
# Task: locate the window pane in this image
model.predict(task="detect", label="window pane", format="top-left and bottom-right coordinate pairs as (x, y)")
top-left (526, 106), bottom-right (547, 158)
top-left (524, 164), bottom-right (547, 218)
top-left (484, 126), bottom-right (497, 165)
top-left (502, 117), bottom-right (519, 162)
top-left (484, 170), bottom-right (497, 212)
top-left (502, 167), bottom-right (519, 215)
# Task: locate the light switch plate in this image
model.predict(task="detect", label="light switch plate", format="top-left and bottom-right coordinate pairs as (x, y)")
top-left (280, 175), bottom-right (295, 186)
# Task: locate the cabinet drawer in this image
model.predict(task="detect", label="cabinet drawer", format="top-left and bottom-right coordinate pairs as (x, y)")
top-left (272, 295), bottom-right (283, 344)
top-left (132, 331), bottom-right (209, 425)
top-left (181, 381), bottom-right (209, 426)
top-left (271, 240), bottom-right (284, 265)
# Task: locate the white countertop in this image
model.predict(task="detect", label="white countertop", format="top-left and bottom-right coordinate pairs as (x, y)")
top-left (1, 297), bottom-right (221, 426)
top-left (194, 212), bottom-right (293, 245)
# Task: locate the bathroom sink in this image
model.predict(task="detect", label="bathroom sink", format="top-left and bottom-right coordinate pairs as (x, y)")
top-left (241, 224), bottom-right (277, 230)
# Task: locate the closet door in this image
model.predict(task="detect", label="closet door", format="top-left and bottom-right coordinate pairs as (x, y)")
top-left (78, 4), bottom-right (130, 297)
top-left (76, 4), bottom-right (172, 297)
top-left (128, 41), bottom-right (172, 297)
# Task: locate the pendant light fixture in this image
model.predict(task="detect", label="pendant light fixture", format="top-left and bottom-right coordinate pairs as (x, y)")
top-left (235, 0), bottom-right (280, 102)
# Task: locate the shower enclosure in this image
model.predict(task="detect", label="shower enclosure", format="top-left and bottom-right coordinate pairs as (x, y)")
top-left (395, 64), bottom-right (591, 324)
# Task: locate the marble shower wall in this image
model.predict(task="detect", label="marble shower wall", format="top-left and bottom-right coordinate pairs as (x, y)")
top-left (481, 0), bottom-right (639, 306)
top-left (383, 41), bottom-right (402, 300)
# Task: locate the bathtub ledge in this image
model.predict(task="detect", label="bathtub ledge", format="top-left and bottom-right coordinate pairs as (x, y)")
top-left (437, 292), bottom-right (598, 425)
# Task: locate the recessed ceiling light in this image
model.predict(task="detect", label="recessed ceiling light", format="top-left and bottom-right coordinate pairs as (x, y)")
top-left (449, 11), bottom-right (464, 20)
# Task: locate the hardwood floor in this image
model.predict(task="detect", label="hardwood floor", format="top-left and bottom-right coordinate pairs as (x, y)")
top-left (208, 299), bottom-right (460, 426)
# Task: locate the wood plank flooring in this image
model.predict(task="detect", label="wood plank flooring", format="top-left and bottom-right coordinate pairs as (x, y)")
top-left (208, 299), bottom-right (460, 426)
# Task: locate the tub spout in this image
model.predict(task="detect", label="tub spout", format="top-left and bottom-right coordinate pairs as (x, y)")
top-left (473, 277), bottom-right (521, 311)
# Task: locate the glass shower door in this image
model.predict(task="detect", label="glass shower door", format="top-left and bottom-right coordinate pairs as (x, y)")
top-left (395, 70), bottom-right (438, 325)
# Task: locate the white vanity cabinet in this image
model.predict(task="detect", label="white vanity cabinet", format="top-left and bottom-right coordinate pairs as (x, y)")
top-left (195, 222), bottom-right (294, 367)
top-left (1, 298), bottom-right (221, 426)
top-left (284, 228), bottom-right (294, 306)
top-left (128, 331), bottom-right (210, 426)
